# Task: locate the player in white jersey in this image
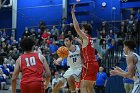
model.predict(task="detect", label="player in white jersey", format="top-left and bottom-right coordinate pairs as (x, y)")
top-left (110, 40), bottom-right (140, 93)
top-left (52, 35), bottom-right (82, 93)
top-left (131, 53), bottom-right (140, 93)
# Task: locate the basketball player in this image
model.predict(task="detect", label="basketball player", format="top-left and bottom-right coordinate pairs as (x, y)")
top-left (12, 38), bottom-right (51, 93)
top-left (52, 35), bottom-right (82, 93)
top-left (71, 5), bottom-right (99, 93)
top-left (110, 40), bottom-right (140, 93)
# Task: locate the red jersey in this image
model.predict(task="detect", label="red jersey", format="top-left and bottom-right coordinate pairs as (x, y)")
top-left (82, 35), bottom-right (96, 63)
top-left (20, 52), bottom-right (44, 83)
top-left (41, 32), bottom-right (50, 39)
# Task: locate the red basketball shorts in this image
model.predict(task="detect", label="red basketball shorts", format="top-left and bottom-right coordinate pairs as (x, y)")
top-left (20, 81), bottom-right (45, 93)
top-left (81, 62), bottom-right (99, 81)
top-left (75, 81), bottom-right (80, 90)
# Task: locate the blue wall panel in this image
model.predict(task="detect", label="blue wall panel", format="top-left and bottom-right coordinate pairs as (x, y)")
top-left (93, 0), bottom-right (121, 21)
top-left (18, 0), bottom-right (62, 8)
top-left (17, 0), bottom-right (63, 39)
top-left (121, 1), bottom-right (140, 9)
top-left (16, 0), bottom-right (122, 39)
top-left (0, 8), bottom-right (12, 29)
top-left (2, 0), bottom-right (139, 39)
top-left (68, 0), bottom-right (121, 22)
top-left (69, 0), bottom-right (121, 37)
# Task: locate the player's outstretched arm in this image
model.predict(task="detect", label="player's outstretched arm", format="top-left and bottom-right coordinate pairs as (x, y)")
top-left (53, 57), bottom-right (63, 65)
top-left (110, 55), bottom-right (136, 80)
top-left (12, 57), bottom-right (20, 93)
top-left (41, 55), bottom-right (51, 89)
top-left (71, 5), bottom-right (87, 40)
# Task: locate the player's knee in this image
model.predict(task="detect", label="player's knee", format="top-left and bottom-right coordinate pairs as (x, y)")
top-left (68, 75), bottom-right (75, 83)
top-left (55, 83), bottom-right (61, 89)
top-left (57, 80), bottom-right (65, 88)
top-left (80, 80), bottom-right (86, 87)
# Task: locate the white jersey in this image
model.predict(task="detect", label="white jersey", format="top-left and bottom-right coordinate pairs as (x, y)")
top-left (133, 53), bottom-right (140, 84)
top-left (131, 53), bottom-right (140, 93)
top-left (67, 45), bottom-right (82, 69)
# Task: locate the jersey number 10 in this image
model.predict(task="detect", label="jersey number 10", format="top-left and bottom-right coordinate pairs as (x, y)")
top-left (25, 57), bottom-right (36, 67)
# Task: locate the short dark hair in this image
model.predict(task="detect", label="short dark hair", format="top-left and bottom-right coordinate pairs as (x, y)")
top-left (82, 24), bottom-right (93, 35)
top-left (20, 38), bottom-right (35, 51)
top-left (64, 35), bottom-right (73, 41)
top-left (123, 40), bottom-right (136, 50)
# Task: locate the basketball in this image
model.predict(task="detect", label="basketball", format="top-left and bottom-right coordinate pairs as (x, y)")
top-left (57, 46), bottom-right (69, 58)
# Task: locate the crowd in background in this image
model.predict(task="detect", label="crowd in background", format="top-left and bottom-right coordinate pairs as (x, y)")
top-left (0, 10), bottom-right (140, 93)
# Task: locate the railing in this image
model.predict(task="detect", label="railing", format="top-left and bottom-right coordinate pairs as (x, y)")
top-left (101, 31), bottom-right (140, 74)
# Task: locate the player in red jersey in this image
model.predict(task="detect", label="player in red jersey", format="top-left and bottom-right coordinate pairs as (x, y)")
top-left (71, 5), bottom-right (99, 93)
top-left (12, 38), bottom-right (51, 93)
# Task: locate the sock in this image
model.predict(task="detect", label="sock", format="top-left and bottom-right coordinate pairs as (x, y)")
top-left (78, 90), bottom-right (80, 93)
top-left (71, 90), bottom-right (76, 93)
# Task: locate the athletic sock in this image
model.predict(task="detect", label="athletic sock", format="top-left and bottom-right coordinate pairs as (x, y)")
top-left (71, 90), bottom-right (76, 93)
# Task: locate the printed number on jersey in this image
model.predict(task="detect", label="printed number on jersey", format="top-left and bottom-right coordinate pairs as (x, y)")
top-left (90, 40), bottom-right (94, 48)
top-left (73, 57), bottom-right (77, 63)
top-left (25, 57), bottom-right (36, 67)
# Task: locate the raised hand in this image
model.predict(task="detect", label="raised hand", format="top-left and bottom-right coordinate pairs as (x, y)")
top-left (71, 4), bottom-right (76, 14)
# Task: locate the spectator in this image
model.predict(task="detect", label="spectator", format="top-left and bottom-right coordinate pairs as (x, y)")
top-left (61, 24), bottom-right (68, 35)
top-left (36, 28), bottom-right (42, 45)
top-left (22, 27), bottom-right (31, 38)
top-left (127, 14), bottom-right (137, 33)
top-left (4, 56), bottom-right (15, 65)
top-left (39, 20), bottom-right (46, 32)
top-left (0, 68), bottom-right (6, 90)
top-left (1, 63), bottom-right (10, 76)
top-left (50, 25), bottom-right (59, 41)
top-left (95, 49), bottom-right (102, 66)
top-left (69, 23), bottom-right (77, 37)
top-left (30, 28), bottom-right (37, 41)
top-left (101, 29), bottom-right (107, 39)
top-left (11, 40), bottom-right (18, 48)
top-left (49, 41), bottom-right (59, 59)
top-left (100, 21), bottom-right (107, 32)
top-left (2, 29), bottom-right (7, 39)
top-left (11, 48), bottom-right (20, 61)
top-left (100, 40), bottom-right (109, 56)
top-left (95, 66), bottom-right (108, 93)
top-left (41, 29), bottom-right (50, 41)
top-left (107, 29), bottom-right (115, 40)
top-left (34, 46), bottom-right (42, 54)
top-left (52, 71), bottom-right (61, 89)
top-left (58, 31), bottom-right (65, 46)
